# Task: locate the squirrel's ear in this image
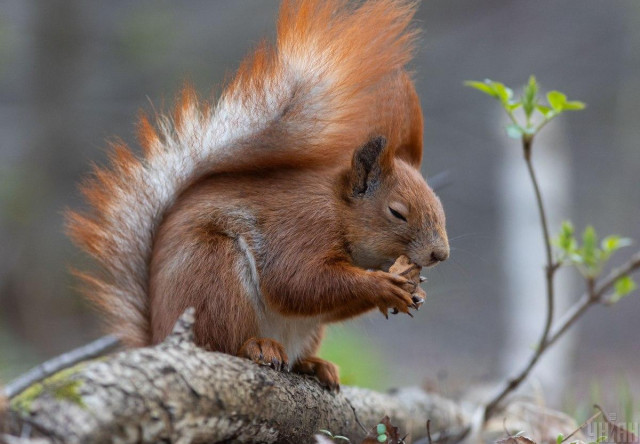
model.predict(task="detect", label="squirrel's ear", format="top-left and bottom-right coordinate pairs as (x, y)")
top-left (350, 136), bottom-right (388, 196)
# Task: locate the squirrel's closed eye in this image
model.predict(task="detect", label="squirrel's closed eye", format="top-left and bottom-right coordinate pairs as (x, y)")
top-left (389, 206), bottom-right (407, 222)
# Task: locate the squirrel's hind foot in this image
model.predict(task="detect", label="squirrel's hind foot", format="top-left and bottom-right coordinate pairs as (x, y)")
top-left (293, 357), bottom-right (340, 392)
top-left (238, 337), bottom-right (289, 372)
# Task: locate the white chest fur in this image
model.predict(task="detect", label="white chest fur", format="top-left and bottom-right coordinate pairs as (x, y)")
top-left (258, 310), bottom-right (321, 365)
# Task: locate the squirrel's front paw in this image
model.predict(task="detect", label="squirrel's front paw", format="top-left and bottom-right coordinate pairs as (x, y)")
top-left (389, 254), bottom-right (426, 310)
top-left (370, 269), bottom-right (419, 318)
top-left (237, 337), bottom-right (289, 371)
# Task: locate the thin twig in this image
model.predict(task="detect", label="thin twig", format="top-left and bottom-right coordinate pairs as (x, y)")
top-left (542, 293), bottom-right (591, 351)
top-left (523, 136), bottom-right (557, 349)
top-left (4, 335), bottom-right (120, 398)
top-left (344, 397), bottom-right (370, 436)
top-left (561, 409), bottom-right (602, 443)
top-left (484, 136), bottom-right (558, 420)
top-left (483, 133), bottom-right (640, 421)
top-left (595, 251), bottom-right (640, 298)
top-left (484, 251), bottom-right (640, 420)
top-left (546, 252), bottom-right (640, 348)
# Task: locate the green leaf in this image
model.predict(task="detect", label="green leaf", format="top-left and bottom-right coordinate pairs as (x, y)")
top-left (492, 81), bottom-right (514, 104)
top-left (377, 434), bottom-right (388, 442)
top-left (547, 91), bottom-right (567, 111)
top-left (334, 436), bottom-right (350, 442)
top-left (522, 75), bottom-right (538, 118)
top-left (319, 429), bottom-right (333, 437)
top-left (561, 220), bottom-right (575, 238)
top-left (546, 90), bottom-right (585, 112)
top-left (506, 124), bottom-right (524, 139)
top-left (581, 225), bottom-right (598, 269)
top-left (553, 221), bottom-right (577, 258)
top-left (557, 434), bottom-right (564, 444)
top-left (601, 235), bottom-right (633, 253)
top-left (464, 80), bottom-right (499, 98)
top-left (536, 104), bottom-right (553, 117)
top-left (523, 98), bottom-right (536, 117)
top-left (525, 75), bottom-right (538, 92)
top-left (507, 102), bottom-right (522, 112)
top-left (614, 275), bottom-right (637, 299)
top-left (563, 100), bottom-right (586, 111)
top-left (377, 424), bottom-right (387, 435)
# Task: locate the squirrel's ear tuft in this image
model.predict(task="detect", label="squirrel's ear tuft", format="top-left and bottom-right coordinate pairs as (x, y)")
top-left (350, 136), bottom-right (389, 197)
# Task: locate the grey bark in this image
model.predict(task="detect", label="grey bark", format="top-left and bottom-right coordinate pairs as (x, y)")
top-left (2, 309), bottom-right (471, 444)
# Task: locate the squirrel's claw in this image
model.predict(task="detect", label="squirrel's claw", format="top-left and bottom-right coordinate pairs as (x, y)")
top-left (237, 337), bottom-right (289, 373)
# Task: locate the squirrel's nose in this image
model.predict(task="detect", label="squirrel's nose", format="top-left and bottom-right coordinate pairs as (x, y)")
top-left (430, 247), bottom-right (449, 264)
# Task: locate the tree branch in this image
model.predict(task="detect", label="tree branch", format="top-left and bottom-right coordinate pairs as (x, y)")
top-left (4, 336), bottom-right (121, 399)
top-left (2, 309), bottom-right (471, 444)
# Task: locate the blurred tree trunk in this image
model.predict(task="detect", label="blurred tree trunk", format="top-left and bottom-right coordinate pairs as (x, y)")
top-left (0, 0), bottom-right (90, 366)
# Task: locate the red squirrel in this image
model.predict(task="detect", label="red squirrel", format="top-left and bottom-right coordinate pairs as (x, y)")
top-left (67, 0), bottom-right (448, 390)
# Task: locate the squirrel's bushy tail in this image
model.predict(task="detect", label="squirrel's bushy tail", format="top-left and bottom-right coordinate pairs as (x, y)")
top-left (67, 0), bottom-right (420, 346)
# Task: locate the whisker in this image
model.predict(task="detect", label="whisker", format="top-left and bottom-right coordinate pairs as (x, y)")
top-left (448, 247), bottom-right (492, 265)
top-left (448, 233), bottom-right (495, 243)
top-left (447, 233), bottom-right (480, 242)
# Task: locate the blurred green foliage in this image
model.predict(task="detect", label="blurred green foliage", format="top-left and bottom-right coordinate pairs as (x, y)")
top-left (0, 326), bottom-right (39, 383)
top-left (318, 325), bottom-right (387, 389)
top-left (564, 374), bottom-right (639, 425)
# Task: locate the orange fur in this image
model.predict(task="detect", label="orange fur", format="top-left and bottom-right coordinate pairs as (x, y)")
top-left (67, 0), bottom-right (447, 385)
top-left (293, 356), bottom-right (340, 391)
top-left (137, 114), bottom-right (159, 157)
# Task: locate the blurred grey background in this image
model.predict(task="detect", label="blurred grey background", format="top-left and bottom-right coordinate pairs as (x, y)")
top-left (1, 1), bottom-right (639, 414)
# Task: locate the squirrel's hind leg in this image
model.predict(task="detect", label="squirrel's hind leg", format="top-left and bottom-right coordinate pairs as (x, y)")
top-left (150, 227), bottom-right (261, 353)
top-left (290, 325), bottom-right (340, 392)
top-left (292, 357), bottom-right (340, 392)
